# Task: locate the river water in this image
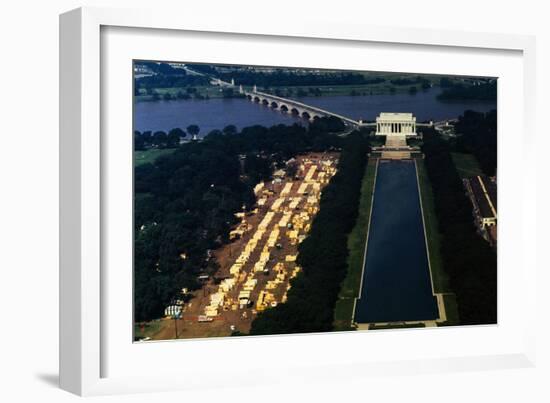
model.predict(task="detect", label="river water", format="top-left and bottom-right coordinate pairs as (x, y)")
top-left (133, 86), bottom-right (496, 134)
top-left (353, 160), bottom-right (439, 323)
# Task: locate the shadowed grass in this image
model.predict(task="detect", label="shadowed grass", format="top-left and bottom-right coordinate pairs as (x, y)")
top-left (333, 159), bottom-right (377, 330)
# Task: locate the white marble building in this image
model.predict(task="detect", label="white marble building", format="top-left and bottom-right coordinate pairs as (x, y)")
top-left (375, 112), bottom-right (417, 136)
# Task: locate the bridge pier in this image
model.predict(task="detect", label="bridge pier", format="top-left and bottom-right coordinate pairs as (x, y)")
top-left (243, 89), bottom-right (360, 127)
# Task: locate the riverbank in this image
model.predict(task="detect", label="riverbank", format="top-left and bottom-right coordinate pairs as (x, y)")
top-left (135, 83), bottom-right (438, 103)
top-left (135, 85), bottom-right (247, 102)
top-left (134, 87), bottom-right (497, 134)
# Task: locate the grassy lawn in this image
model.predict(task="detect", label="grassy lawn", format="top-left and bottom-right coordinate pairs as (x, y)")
top-left (416, 160), bottom-right (461, 326)
top-left (333, 158), bottom-right (378, 331)
top-left (451, 152), bottom-right (483, 178)
top-left (134, 320), bottom-right (163, 341)
top-left (134, 148), bottom-right (176, 167)
top-left (333, 299), bottom-right (356, 332)
top-left (417, 160), bottom-right (448, 293)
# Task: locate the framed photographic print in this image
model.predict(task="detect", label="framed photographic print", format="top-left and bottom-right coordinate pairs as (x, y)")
top-left (60, 6), bottom-right (537, 396)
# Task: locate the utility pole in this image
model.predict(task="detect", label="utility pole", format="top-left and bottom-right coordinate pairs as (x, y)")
top-left (172, 304), bottom-right (181, 339)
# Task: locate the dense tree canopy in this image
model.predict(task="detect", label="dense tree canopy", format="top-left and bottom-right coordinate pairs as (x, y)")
top-left (454, 110), bottom-right (497, 176)
top-left (437, 81), bottom-right (497, 101)
top-left (185, 64), bottom-right (386, 88)
top-left (134, 118), bottom-right (345, 322)
top-left (422, 128), bottom-right (497, 325)
top-left (249, 132), bottom-right (369, 335)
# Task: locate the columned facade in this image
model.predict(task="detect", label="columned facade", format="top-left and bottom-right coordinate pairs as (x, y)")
top-left (375, 113), bottom-right (417, 136)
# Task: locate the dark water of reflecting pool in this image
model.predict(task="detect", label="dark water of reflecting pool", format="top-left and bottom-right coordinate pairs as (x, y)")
top-left (354, 160), bottom-right (439, 323)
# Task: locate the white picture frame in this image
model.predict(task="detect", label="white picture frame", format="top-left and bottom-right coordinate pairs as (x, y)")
top-left (60, 6), bottom-right (537, 396)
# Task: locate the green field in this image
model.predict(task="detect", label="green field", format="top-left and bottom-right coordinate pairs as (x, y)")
top-left (134, 70), bottom-right (467, 103)
top-left (135, 74), bottom-right (449, 103)
top-left (416, 160), bottom-right (460, 326)
top-left (134, 148), bottom-right (176, 167)
top-left (134, 320), bottom-right (163, 341)
top-left (417, 160), bottom-right (448, 293)
top-left (451, 152), bottom-right (483, 178)
top-left (135, 85), bottom-right (236, 102)
top-left (135, 83), bottom-right (426, 102)
top-left (333, 159), bottom-right (378, 331)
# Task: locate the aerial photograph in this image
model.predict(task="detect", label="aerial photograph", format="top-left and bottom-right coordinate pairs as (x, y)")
top-left (133, 61), bottom-right (497, 341)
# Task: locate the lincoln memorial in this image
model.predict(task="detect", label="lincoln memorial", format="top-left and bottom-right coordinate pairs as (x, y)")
top-left (375, 113), bottom-right (417, 136)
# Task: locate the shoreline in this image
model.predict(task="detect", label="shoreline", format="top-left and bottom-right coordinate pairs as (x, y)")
top-left (134, 84), bottom-right (445, 103)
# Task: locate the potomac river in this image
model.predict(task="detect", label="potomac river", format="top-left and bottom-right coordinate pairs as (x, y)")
top-left (134, 86), bottom-right (496, 134)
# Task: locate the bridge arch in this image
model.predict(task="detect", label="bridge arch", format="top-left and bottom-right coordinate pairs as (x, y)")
top-left (244, 90), bottom-right (360, 127)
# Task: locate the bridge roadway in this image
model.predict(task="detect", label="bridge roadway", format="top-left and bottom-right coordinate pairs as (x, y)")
top-left (182, 66), bottom-right (451, 130)
top-left (243, 89), bottom-right (447, 129)
top-left (243, 89), bottom-right (362, 127)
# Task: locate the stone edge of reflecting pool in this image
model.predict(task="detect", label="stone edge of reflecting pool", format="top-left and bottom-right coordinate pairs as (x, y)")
top-left (353, 158), bottom-right (440, 328)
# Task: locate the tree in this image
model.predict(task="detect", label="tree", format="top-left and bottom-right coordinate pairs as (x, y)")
top-left (286, 160), bottom-right (299, 178)
top-left (249, 133), bottom-right (369, 335)
top-left (187, 125), bottom-right (200, 140)
top-left (134, 131), bottom-right (145, 151)
top-left (440, 77), bottom-right (453, 88)
top-left (223, 125), bottom-right (237, 136)
top-left (244, 154), bottom-right (272, 183)
top-left (422, 128), bottom-right (496, 325)
top-left (134, 121), bottom-right (346, 323)
top-left (222, 88), bottom-right (234, 98)
top-left (167, 128), bottom-right (185, 148)
top-left (309, 116), bottom-right (345, 134)
top-left (141, 131), bottom-right (152, 148)
top-left (454, 110), bottom-right (497, 176)
top-left (152, 131), bottom-right (167, 148)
